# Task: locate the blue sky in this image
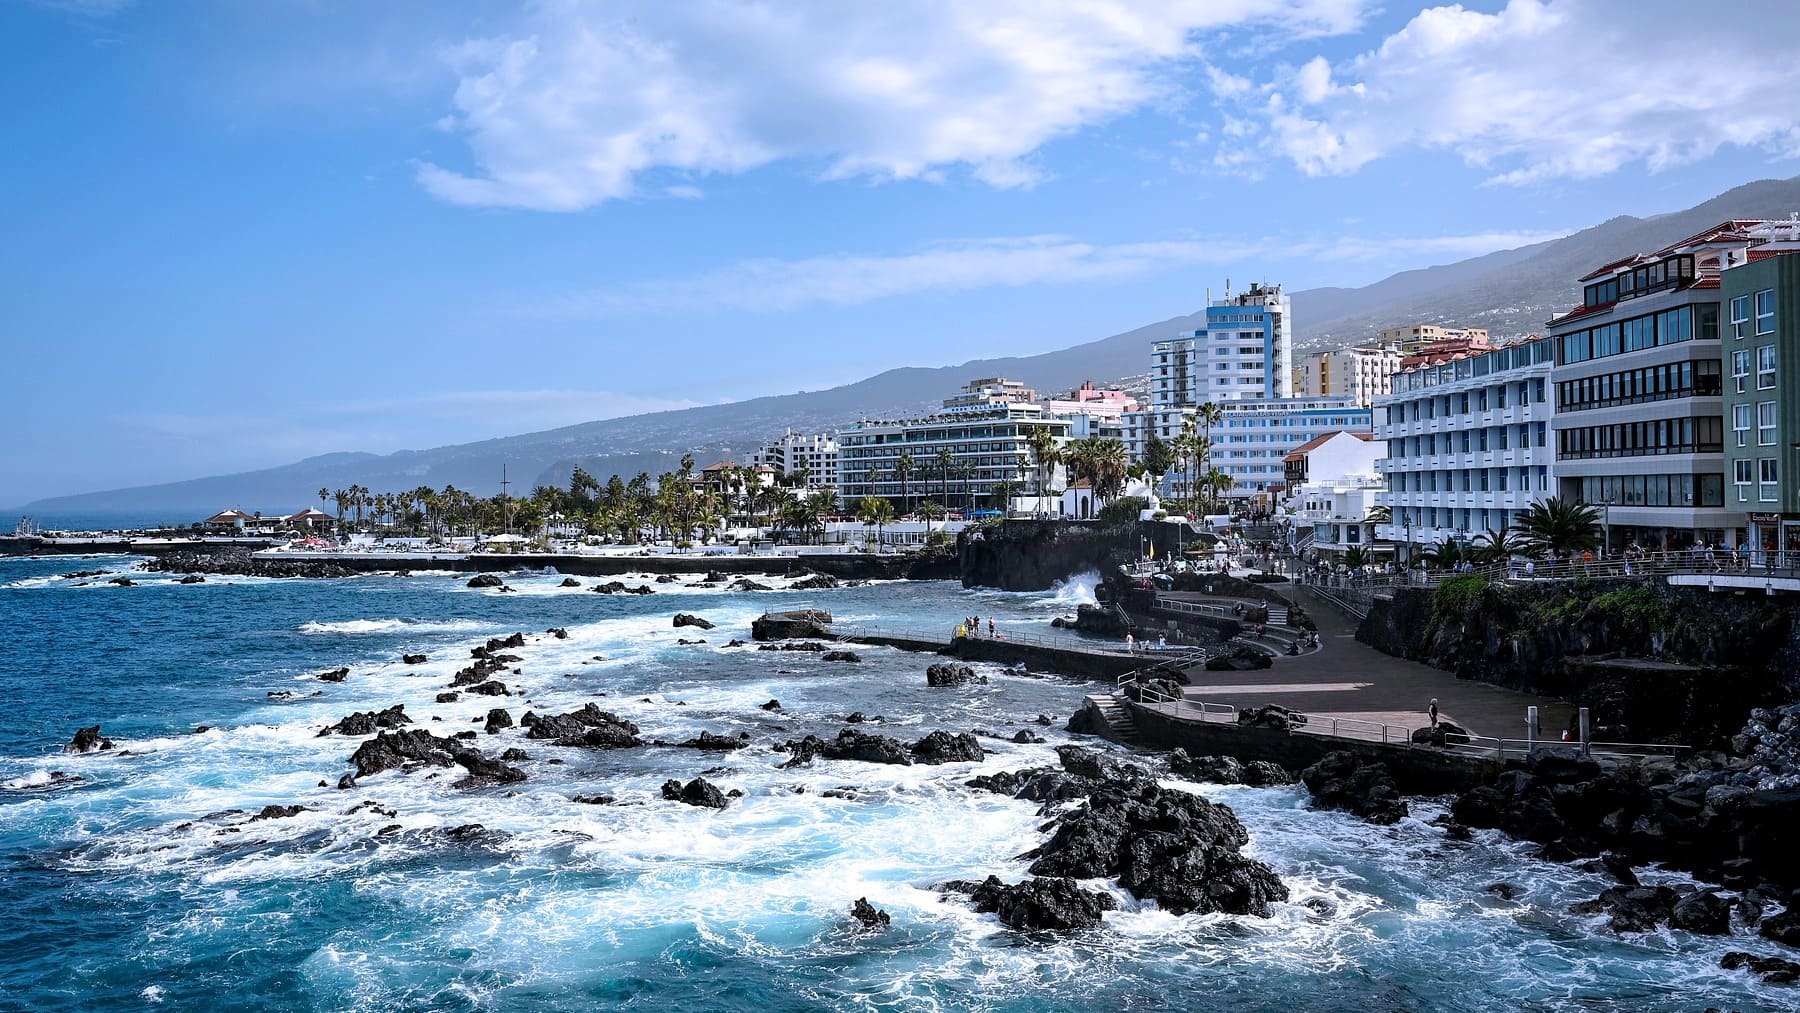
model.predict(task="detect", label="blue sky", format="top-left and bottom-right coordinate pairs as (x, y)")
top-left (5, 0), bottom-right (1799, 504)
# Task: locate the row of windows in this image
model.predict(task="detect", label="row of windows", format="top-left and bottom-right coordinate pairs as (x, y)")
top-left (1728, 289), bottom-right (1777, 339)
top-left (1732, 458), bottom-right (1783, 503)
top-left (1383, 379), bottom-right (1548, 424)
top-left (1388, 506), bottom-right (1541, 533)
top-left (1582, 255), bottom-right (1696, 308)
top-left (1573, 473), bottom-right (1726, 508)
top-left (1556, 417), bottom-right (1724, 460)
top-left (1728, 345), bottom-right (1779, 392)
top-left (1386, 467), bottom-right (1548, 494)
top-left (1730, 401), bottom-right (1780, 447)
top-left (1386, 423), bottom-right (1548, 457)
top-left (1558, 304), bottom-right (1713, 365)
top-left (1389, 340), bottom-right (1553, 393)
top-left (1556, 360), bottom-right (1720, 412)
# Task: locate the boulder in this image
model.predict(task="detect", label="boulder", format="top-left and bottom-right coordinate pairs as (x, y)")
top-left (909, 731), bottom-right (985, 765)
top-left (522, 704), bottom-right (643, 749)
top-left (1237, 704), bottom-right (1306, 730)
top-left (1721, 951), bottom-right (1800, 985)
top-left (655, 574), bottom-right (679, 584)
top-left (1569, 885), bottom-right (1679, 933)
top-left (467, 573), bottom-right (505, 588)
top-left (1020, 755), bottom-right (1287, 916)
top-left (108, 577), bottom-right (135, 587)
top-left (752, 609), bottom-right (833, 641)
top-left (465, 680), bottom-right (510, 697)
top-left (315, 666), bottom-right (350, 683)
top-left (435, 692), bottom-right (460, 703)
top-left (778, 728), bottom-right (912, 767)
top-left (403, 654), bottom-right (429, 665)
top-left (673, 613), bottom-right (716, 630)
top-left (572, 793), bottom-right (615, 805)
top-left (318, 704), bottom-right (411, 737)
top-left (547, 627), bottom-right (569, 639)
top-left (1206, 645), bottom-right (1272, 671)
top-left (1409, 721), bottom-right (1472, 747)
top-left (560, 578), bottom-right (582, 587)
top-left (661, 776), bottom-right (729, 809)
top-left (943, 875), bottom-right (1115, 931)
top-left (1012, 730), bottom-right (1045, 744)
top-left (926, 663), bottom-right (985, 687)
top-left (821, 650), bottom-right (861, 663)
top-left (484, 709), bottom-right (514, 734)
top-left (730, 579), bottom-right (773, 592)
top-left (499, 747), bottom-right (529, 761)
top-left (177, 574), bottom-right (205, 584)
top-left (1761, 910), bottom-right (1800, 946)
top-left (789, 574), bottom-right (839, 590)
top-left (64, 725), bottom-right (115, 753)
top-left (849, 897), bottom-right (890, 930)
top-left (673, 731), bottom-right (750, 751)
top-left (760, 699), bottom-right (783, 712)
top-left (346, 728), bottom-right (525, 786)
top-left (1300, 752), bottom-right (1408, 825)
top-left (250, 804), bottom-right (307, 821)
top-left (1669, 889), bottom-right (1731, 935)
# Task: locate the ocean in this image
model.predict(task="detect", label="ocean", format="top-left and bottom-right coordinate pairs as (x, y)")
top-left (0, 555), bottom-right (1784, 1011)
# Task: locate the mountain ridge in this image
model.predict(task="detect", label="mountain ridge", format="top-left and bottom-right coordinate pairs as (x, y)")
top-left (23, 175), bottom-right (1800, 519)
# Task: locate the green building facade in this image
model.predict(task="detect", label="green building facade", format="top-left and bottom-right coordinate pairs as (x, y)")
top-left (1721, 245), bottom-right (1800, 560)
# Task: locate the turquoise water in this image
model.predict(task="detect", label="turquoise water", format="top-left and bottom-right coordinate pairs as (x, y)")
top-left (0, 556), bottom-right (1786, 1011)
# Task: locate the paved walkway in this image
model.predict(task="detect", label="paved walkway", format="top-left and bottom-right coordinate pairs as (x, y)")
top-left (1172, 589), bottom-right (1574, 740)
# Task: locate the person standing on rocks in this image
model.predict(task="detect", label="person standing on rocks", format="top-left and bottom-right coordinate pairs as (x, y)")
top-left (1428, 698), bottom-right (1439, 728)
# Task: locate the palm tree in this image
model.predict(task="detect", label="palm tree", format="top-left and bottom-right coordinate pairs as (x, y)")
top-left (1142, 432), bottom-right (1174, 495)
top-left (1469, 526), bottom-right (1526, 565)
top-left (1517, 496), bottom-right (1601, 556)
top-left (1364, 505), bottom-right (1392, 526)
top-left (989, 478), bottom-right (1023, 512)
top-left (1418, 537), bottom-right (1467, 569)
top-left (856, 495), bottom-right (895, 550)
top-left (893, 451), bottom-right (915, 517)
top-left (1198, 401), bottom-right (1223, 460)
top-left (1092, 438), bottom-right (1129, 503)
top-left (1203, 467), bottom-right (1234, 514)
top-left (1026, 425), bottom-right (1061, 518)
top-left (317, 487), bottom-right (330, 515)
top-left (916, 499), bottom-right (944, 543)
top-left (332, 488), bottom-right (350, 527)
top-left (1341, 545), bottom-right (1371, 570)
top-left (935, 447), bottom-right (954, 509)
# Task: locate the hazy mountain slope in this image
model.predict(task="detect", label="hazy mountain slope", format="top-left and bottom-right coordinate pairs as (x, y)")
top-left (1295, 176), bottom-right (1800, 346)
top-left (24, 175), bottom-right (1800, 519)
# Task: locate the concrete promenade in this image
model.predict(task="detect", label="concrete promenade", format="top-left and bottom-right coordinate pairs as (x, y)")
top-left (1173, 589), bottom-right (1574, 740)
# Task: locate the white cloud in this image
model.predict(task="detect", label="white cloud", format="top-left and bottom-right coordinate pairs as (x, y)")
top-left (418, 0), bottom-right (1371, 210)
top-left (1229, 0), bottom-right (1800, 184)
top-left (540, 227), bottom-right (1569, 316)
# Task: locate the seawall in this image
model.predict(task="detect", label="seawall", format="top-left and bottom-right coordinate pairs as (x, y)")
top-left (1127, 700), bottom-right (1500, 793)
top-left (244, 550), bottom-right (957, 581)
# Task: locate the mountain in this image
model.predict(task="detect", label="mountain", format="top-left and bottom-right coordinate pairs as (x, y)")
top-left (1293, 176), bottom-right (1800, 347)
top-left (24, 175), bottom-right (1800, 521)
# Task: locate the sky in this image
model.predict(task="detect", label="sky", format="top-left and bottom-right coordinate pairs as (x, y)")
top-left (5, 0), bottom-right (1800, 505)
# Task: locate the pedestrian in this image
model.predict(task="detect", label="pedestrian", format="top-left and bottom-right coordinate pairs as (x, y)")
top-left (971, 615), bottom-right (981, 638)
top-left (1428, 698), bottom-right (1439, 728)
top-left (987, 618), bottom-right (995, 638)
top-left (1157, 634), bottom-right (1167, 652)
top-left (1125, 633), bottom-right (1135, 653)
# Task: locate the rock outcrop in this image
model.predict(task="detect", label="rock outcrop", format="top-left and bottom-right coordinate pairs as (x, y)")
top-left (347, 728), bottom-right (526, 787)
top-left (318, 704), bottom-right (411, 737)
top-left (1167, 749), bottom-right (1294, 787)
top-left (64, 725), bottom-right (115, 753)
top-left (661, 776), bottom-right (729, 808)
top-left (1300, 752), bottom-right (1409, 825)
top-left (849, 897), bottom-right (890, 930)
top-left (941, 875), bottom-right (1116, 931)
top-left (926, 663), bottom-right (985, 687)
top-left (521, 704), bottom-right (643, 749)
top-left (673, 613), bottom-right (715, 630)
top-left (752, 610), bottom-right (833, 640)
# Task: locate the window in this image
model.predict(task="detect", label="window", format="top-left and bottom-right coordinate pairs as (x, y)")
top-left (1735, 403), bottom-right (1753, 447)
top-left (1734, 349), bottom-right (1753, 393)
top-left (1736, 459), bottom-right (1754, 502)
top-left (1759, 345), bottom-right (1778, 389)
top-left (1759, 401), bottom-right (1778, 446)
top-left (1756, 289), bottom-right (1776, 335)
top-left (1761, 458), bottom-right (1780, 501)
top-left (1731, 294), bottom-right (1752, 340)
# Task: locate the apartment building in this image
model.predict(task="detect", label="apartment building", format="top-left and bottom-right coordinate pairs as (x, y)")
top-left (1546, 223), bottom-right (1766, 550)
top-left (1151, 282), bottom-right (1294, 407)
top-left (1374, 336), bottom-right (1556, 554)
top-left (1211, 397), bottom-right (1370, 503)
top-left (1378, 324), bottom-right (1491, 355)
top-left (1284, 431), bottom-right (1385, 559)
top-left (752, 429), bottom-right (840, 491)
top-left (1296, 344), bottom-right (1402, 408)
top-left (1720, 220), bottom-right (1800, 557)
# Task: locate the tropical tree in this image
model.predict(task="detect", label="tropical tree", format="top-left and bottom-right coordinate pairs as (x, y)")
top-left (317, 487), bottom-right (330, 516)
top-left (1203, 467), bottom-right (1234, 514)
top-left (935, 447), bottom-right (954, 509)
top-left (893, 451), bottom-right (915, 517)
top-left (916, 499), bottom-right (944, 542)
top-left (989, 477), bottom-right (1023, 513)
top-left (1142, 432), bottom-right (1174, 493)
top-left (1517, 496), bottom-right (1601, 555)
top-left (1092, 438), bottom-right (1129, 503)
top-left (1364, 504), bottom-right (1392, 526)
top-left (1026, 425), bottom-right (1061, 518)
top-left (1341, 545), bottom-right (1371, 569)
top-left (1418, 537), bottom-right (1468, 569)
top-left (856, 495), bottom-right (896, 550)
top-left (1469, 526), bottom-right (1527, 565)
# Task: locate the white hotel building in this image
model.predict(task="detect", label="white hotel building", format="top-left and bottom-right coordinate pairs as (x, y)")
top-left (752, 429), bottom-right (840, 491)
top-left (1374, 336), bottom-right (1557, 553)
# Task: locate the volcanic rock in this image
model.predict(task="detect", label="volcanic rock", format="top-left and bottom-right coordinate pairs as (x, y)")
top-left (778, 728), bottom-right (912, 767)
top-left (909, 731), bottom-right (985, 764)
top-left (315, 666), bottom-right (350, 683)
top-left (821, 650), bottom-right (861, 663)
top-left (849, 897), bottom-right (890, 930)
top-left (64, 725), bottom-right (115, 753)
top-left (403, 654), bottom-right (429, 665)
top-left (560, 578), bottom-right (582, 588)
top-left (319, 704), bottom-right (411, 737)
top-left (484, 709), bottom-right (514, 734)
top-left (926, 663), bottom-right (985, 687)
top-left (673, 613), bottom-right (715, 630)
top-left (467, 573), bottom-right (505, 588)
top-left (661, 776), bottom-right (729, 808)
top-left (760, 699), bottom-right (783, 711)
top-left (1300, 751), bottom-right (1408, 824)
top-left (673, 731), bottom-right (750, 751)
top-left (347, 728), bottom-right (526, 787)
top-left (943, 875), bottom-right (1115, 931)
top-left (752, 609), bottom-right (833, 640)
top-left (522, 703), bottom-right (642, 749)
top-left (1722, 951), bottom-right (1800, 984)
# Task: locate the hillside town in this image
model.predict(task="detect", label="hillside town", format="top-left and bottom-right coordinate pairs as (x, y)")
top-left (147, 217), bottom-right (1800, 573)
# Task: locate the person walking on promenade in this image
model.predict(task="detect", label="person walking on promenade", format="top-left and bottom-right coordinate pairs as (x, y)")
top-left (1428, 698), bottom-right (1440, 728)
top-left (1125, 633), bottom-right (1135, 654)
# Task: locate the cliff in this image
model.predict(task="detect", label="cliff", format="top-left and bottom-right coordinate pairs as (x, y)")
top-left (957, 520), bottom-right (1138, 591)
top-left (1359, 578), bottom-right (1800, 745)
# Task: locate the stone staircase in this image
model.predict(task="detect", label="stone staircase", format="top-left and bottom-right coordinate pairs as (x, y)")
top-left (1083, 693), bottom-right (1139, 743)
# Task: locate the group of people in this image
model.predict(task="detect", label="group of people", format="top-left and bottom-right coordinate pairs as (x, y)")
top-left (1123, 632), bottom-right (1169, 653)
top-left (955, 615), bottom-right (998, 639)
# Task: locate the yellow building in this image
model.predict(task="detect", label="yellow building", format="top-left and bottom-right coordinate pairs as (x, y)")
top-left (1296, 345), bottom-right (1402, 408)
top-left (1377, 324), bottom-right (1489, 355)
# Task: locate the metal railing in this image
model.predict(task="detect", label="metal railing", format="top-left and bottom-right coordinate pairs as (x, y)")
top-left (1120, 688), bottom-right (1690, 762)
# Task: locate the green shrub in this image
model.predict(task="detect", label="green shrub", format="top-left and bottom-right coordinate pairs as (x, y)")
top-left (1591, 585), bottom-right (1669, 630)
top-left (1098, 496), bottom-right (1149, 524)
top-left (1433, 573), bottom-right (1488, 618)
